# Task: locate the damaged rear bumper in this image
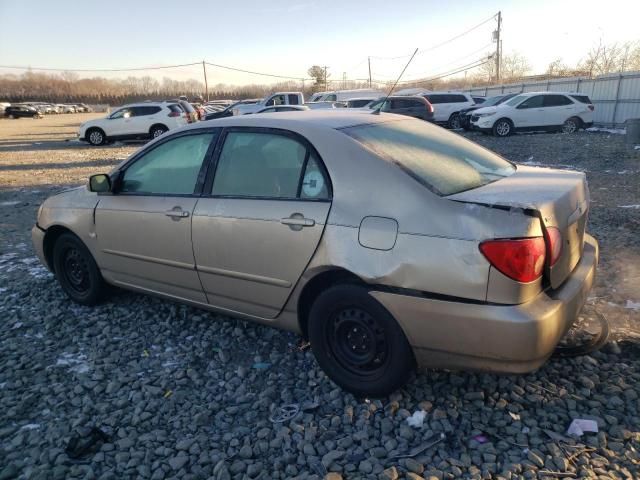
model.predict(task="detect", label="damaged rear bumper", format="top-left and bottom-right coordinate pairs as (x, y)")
top-left (371, 234), bottom-right (599, 373)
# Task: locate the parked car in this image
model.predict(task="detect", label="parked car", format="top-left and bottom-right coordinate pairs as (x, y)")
top-left (304, 101), bottom-right (345, 110)
top-left (472, 96), bottom-right (486, 104)
top-left (5, 105), bottom-right (43, 119)
top-left (420, 92), bottom-right (476, 128)
top-left (204, 103), bottom-right (237, 121)
top-left (61, 104), bottom-right (77, 113)
top-left (74, 103), bottom-right (92, 113)
top-left (470, 92), bottom-right (595, 136)
top-left (346, 98), bottom-right (375, 108)
top-left (309, 89), bottom-right (384, 103)
top-left (255, 105), bottom-right (310, 113)
top-left (78, 102), bottom-right (188, 145)
top-left (459, 93), bottom-right (517, 130)
top-left (175, 100), bottom-right (198, 123)
top-left (366, 96), bottom-right (434, 121)
top-left (233, 92), bottom-right (305, 115)
top-left (32, 111), bottom-right (598, 397)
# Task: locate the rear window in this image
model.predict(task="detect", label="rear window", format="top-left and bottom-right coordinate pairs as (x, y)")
top-left (179, 101), bottom-right (196, 113)
top-left (570, 95), bottom-right (592, 104)
top-left (168, 104), bottom-right (183, 113)
top-left (342, 119), bottom-right (515, 196)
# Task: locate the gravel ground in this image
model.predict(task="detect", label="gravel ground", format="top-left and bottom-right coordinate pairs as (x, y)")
top-left (1, 116), bottom-right (639, 479)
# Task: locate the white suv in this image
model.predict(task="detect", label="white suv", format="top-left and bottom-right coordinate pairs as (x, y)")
top-left (470, 92), bottom-right (594, 137)
top-left (79, 102), bottom-right (188, 146)
top-left (420, 92), bottom-right (475, 128)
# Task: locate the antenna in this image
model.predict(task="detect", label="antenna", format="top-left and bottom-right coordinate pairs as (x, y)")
top-left (372, 48), bottom-right (419, 115)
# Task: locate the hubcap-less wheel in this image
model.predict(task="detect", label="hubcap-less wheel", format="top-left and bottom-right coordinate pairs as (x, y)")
top-left (449, 114), bottom-right (461, 129)
top-left (495, 120), bottom-right (511, 136)
top-left (88, 130), bottom-right (104, 145)
top-left (330, 308), bottom-right (388, 375)
top-left (61, 247), bottom-right (91, 295)
top-left (562, 119), bottom-right (578, 133)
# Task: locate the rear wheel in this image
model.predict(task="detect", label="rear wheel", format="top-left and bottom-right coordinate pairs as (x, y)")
top-left (150, 125), bottom-right (168, 139)
top-left (52, 233), bottom-right (106, 305)
top-left (87, 128), bottom-right (106, 146)
top-left (308, 284), bottom-right (415, 398)
top-left (562, 117), bottom-right (580, 134)
top-left (492, 118), bottom-right (513, 137)
top-left (448, 113), bottom-right (461, 129)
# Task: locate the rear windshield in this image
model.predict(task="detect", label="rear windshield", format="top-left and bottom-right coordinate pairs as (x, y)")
top-left (342, 119), bottom-right (515, 196)
top-left (570, 95), bottom-right (592, 104)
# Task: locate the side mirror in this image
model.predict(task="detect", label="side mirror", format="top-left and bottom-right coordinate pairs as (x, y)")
top-left (88, 174), bottom-right (111, 193)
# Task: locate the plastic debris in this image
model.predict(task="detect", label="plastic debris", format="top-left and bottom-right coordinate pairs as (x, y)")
top-left (567, 419), bottom-right (598, 436)
top-left (508, 412), bottom-right (521, 421)
top-left (252, 362), bottom-right (271, 370)
top-left (269, 404), bottom-right (300, 423)
top-left (65, 426), bottom-right (110, 459)
top-left (163, 390), bottom-right (173, 398)
top-left (406, 410), bottom-right (427, 428)
top-left (472, 434), bottom-right (489, 444)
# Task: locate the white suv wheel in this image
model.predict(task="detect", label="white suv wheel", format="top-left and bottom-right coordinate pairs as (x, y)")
top-left (88, 130), bottom-right (104, 145)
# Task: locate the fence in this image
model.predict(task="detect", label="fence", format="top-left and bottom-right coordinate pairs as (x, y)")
top-left (466, 70), bottom-right (640, 127)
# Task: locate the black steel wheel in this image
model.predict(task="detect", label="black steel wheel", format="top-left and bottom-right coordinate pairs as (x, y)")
top-left (52, 232), bottom-right (106, 305)
top-left (308, 284), bottom-right (415, 398)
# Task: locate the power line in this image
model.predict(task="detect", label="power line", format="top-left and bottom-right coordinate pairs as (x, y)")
top-left (396, 56), bottom-right (491, 85)
top-left (400, 43), bottom-right (494, 80)
top-left (204, 61), bottom-right (305, 80)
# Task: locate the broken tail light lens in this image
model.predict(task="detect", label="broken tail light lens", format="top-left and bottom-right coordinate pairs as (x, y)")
top-left (480, 237), bottom-right (546, 283)
top-left (543, 226), bottom-right (563, 266)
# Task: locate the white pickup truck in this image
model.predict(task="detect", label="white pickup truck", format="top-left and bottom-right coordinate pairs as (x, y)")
top-left (232, 92), bottom-right (305, 115)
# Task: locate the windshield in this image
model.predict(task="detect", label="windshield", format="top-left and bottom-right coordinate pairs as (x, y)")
top-left (482, 95), bottom-right (509, 107)
top-left (505, 95), bottom-right (526, 106)
top-left (342, 119), bottom-right (515, 196)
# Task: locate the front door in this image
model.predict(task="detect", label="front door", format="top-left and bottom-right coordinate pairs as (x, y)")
top-left (192, 129), bottom-right (332, 318)
top-left (104, 107), bottom-right (132, 136)
top-left (512, 95), bottom-right (545, 127)
top-left (95, 130), bottom-right (217, 302)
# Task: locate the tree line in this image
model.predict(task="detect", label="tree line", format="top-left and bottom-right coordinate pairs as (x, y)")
top-left (1, 40), bottom-right (638, 104)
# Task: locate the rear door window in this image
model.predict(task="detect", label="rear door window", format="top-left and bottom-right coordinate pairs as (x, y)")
top-left (449, 94), bottom-right (468, 103)
top-left (342, 119), bottom-right (515, 196)
top-left (425, 94), bottom-right (446, 104)
top-left (211, 131), bottom-right (330, 200)
top-left (543, 95), bottom-right (573, 107)
top-left (287, 94), bottom-right (300, 105)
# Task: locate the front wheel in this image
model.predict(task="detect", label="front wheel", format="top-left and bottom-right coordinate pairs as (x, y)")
top-left (308, 284), bottom-right (415, 398)
top-left (492, 118), bottom-right (513, 137)
top-left (87, 128), bottom-right (106, 146)
top-left (52, 233), bottom-right (106, 305)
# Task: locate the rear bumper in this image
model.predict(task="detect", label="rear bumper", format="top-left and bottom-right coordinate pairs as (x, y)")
top-left (371, 234), bottom-right (599, 373)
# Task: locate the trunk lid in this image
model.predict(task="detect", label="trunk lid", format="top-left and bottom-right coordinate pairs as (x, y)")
top-left (449, 165), bottom-right (589, 289)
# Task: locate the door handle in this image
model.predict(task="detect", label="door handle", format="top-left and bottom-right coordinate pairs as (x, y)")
top-left (165, 208), bottom-right (189, 218)
top-left (281, 217), bottom-right (315, 227)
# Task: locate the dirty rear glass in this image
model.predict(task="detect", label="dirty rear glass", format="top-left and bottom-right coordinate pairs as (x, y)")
top-left (342, 119), bottom-right (515, 195)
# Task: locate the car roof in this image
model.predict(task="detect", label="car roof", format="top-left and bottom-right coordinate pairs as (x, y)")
top-left (514, 91), bottom-right (577, 96)
top-left (192, 110), bottom-right (400, 131)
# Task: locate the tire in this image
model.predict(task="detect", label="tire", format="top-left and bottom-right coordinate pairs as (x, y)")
top-left (448, 113), bottom-right (461, 129)
top-left (33, 113), bottom-right (40, 119)
top-left (52, 233), bottom-right (106, 305)
top-left (562, 117), bottom-right (581, 134)
top-left (307, 284), bottom-right (415, 398)
top-left (492, 118), bottom-right (513, 137)
top-left (150, 125), bottom-right (168, 139)
top-left (86, 128), bottom-right (106, 146)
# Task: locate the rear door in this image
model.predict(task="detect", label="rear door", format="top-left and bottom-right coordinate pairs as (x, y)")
top-left (192, 128), bottom-right (332, 318)
top-left (130, 106), bottom-right (162, 134)
top-left (542, 94), bottom-right (575, 125)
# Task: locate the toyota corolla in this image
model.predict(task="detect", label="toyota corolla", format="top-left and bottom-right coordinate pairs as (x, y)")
top-left (32, 111), bottom-right (598, 397)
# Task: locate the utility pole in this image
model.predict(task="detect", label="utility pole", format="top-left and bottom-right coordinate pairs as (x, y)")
top-left (368, 57), bottom-right (372, 88)
top-left (342, 72), bottom-right (346, 89)
top-left (202, 60), bottom-right (209, 101)
top-left (495, 11), bottom-right (502, 82)
top-left (323, 66), bottom-right (328, 91)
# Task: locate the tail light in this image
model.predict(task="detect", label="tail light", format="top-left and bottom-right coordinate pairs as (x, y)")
top-left (543, 227), bottom-right (563, 266)
top-left (426, 103), bottom-right (434, 114)
top-left (479, 237), bottom-right (546, 283)
top-left (588, 105), bottom-right (594, 111)
top-left (168, 111), bottom-right (180, 117)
